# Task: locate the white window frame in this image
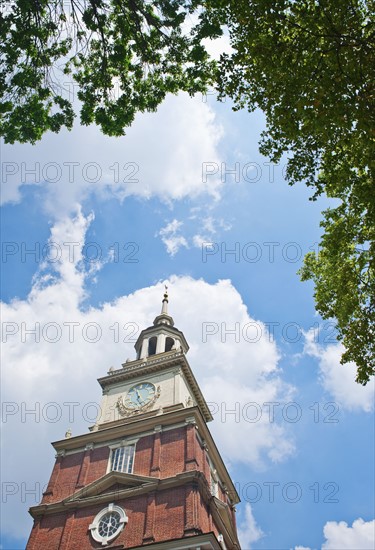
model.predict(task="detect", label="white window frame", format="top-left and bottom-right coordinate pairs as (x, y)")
top-left (109, 444), bottom-right (135, 474)
top-left (210, 467), bottom-right (219, 498)
top-left (107, 438), bottom-right (138, 474)
top-left (89, 502), bottom-right (128, 546)
top-left (207, 455), bottom-right (220, 498)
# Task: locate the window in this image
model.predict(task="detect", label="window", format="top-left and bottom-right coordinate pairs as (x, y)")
top-left (210, 468), bottom-right (219, 498)
top-left (110, 445), bottom-right (135, 473)
top-left (89, 503), bottom-right (128, 546)
top-left (207, 455), bottom-right (219, 498)
top-left (165, 337), bottom-right (174, 352)
top-left (148, 336), bottom-right (157, 356)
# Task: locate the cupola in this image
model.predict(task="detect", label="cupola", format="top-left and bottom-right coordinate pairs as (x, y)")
top-left (134, 287), bottom-right (189, 360)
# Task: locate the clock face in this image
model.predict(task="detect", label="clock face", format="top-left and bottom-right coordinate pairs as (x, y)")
top-left (124, 382), bottom-right (156, 409)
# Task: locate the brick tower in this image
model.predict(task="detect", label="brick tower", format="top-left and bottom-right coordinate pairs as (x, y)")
top-left (26, 289), bottom-right (241, 549)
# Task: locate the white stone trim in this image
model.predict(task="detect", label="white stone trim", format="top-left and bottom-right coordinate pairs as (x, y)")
top-left (125, 535), bottom-right (221, 550)
top-left (88, 502), bottom-right (128, 546)
top-left (108, 436), bottom-right (140, 449)
top-left (61, 419), bottom-right (188, 456)
top-left (217, 534), bottom-right (228, 549)
top-left (55, 450), bottom-right (66, 458)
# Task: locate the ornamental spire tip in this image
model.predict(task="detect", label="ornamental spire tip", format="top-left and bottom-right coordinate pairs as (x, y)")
top-left (161, 285), bottom-right (169, 314)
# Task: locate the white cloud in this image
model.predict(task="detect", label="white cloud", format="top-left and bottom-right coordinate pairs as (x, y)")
top-left (200, 216), bottom-right (231, 234)
top-left (1, 92), bottom-right (224, 216)
top-left (202, 32), bottom-right (233, 61)
top-left (1, 212), bottom-right (294, 539)
top-left (158, 214), bottom-right (232, 256)
top-left (321, 518), bottom-right (375, 549)
top-left (158, 219), bottom-right (189, 256)
top-left (162, 235), bottom-right (189, 256)
top-left (294, 518), bottom-right (375, 550)
top-left (193, 234), bottom-right (212, 249)
top-left (237, 504), bottom-right (264, 549)
top-left (202, 216), bottom-right (216, 234)
top-left (192, 216), bottom-right (232, 251)
top-left (159, 219), bottom-right (183, 234)
top-left (304, 330), bottom-right (374, 412)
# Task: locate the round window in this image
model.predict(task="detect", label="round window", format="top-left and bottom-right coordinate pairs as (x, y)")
top-left (98, 510), bottom-right (121, 538)
top-left (89, 503), bottom-right (128, 546)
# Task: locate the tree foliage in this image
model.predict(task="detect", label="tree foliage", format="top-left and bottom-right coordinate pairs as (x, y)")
top-left (208, 0), bottom-right (374, 383)
top-left (300, 193), bottom-right (374, 384)
top-left (1, 0), bottom-right (374, 382)
top-left (0, 0), bottom-right (219, 143)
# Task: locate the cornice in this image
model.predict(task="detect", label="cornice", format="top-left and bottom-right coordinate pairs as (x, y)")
top-left (100, 350), bottom-right (182, 383)
top-left (210, 497), bottom-right (241, 549)
top-left (98, 351), bottom-right (213, 423)
top-left (125, 533), bottom-right (222, 550)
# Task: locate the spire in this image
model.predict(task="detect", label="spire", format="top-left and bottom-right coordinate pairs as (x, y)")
top-left (153, 284), bottom-right (173, 326)
top-left (161, 285), bottom-right (168, 315)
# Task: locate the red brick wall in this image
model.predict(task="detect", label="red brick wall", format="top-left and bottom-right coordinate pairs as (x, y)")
top-left (42, 451), bottom-right (84, 504)
top-left (42, 426), bottom-right (214, 504)
top-left (160, 427), bottom-right (186, 477)
top-left (85, 446), bottom-right (111, 485)
top-left (151, 487), bottom-right (186, 541)
top-left (26, 512), bottom-right (66, 550)
top-left (133, 433), bottom-right (153, 476)
top-left (29, 425), bottom-right (235, 548)
top-left (27, 486), bottom-right (215, 549)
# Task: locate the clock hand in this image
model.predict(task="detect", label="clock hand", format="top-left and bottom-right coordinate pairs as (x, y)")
top-left (136, 389), bottom-right (143, 402)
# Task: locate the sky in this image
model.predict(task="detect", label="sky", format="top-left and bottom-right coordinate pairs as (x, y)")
top-left (1, 72), bottom-right (375, 549)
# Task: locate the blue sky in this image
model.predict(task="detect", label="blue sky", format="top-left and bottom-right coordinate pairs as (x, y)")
top-left (1, 86), bottom-right (374, 550)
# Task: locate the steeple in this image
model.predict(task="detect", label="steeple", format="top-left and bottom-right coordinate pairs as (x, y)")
top-left (152, 285), bottom-right (174, 327)
top-left (134, 286), bottom-right (189, 360)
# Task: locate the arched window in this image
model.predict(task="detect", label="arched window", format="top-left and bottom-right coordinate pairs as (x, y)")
top-left (165, 337), bottom-right (175, 352)
top-left (148, 336), bottom-right (157, 356)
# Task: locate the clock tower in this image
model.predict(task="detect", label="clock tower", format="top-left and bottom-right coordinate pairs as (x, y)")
top-left (26, 289), bottom-right (241, 549)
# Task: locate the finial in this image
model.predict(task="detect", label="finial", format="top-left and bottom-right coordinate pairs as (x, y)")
top-left (161, 284), bottom-right (169, 314)
top-left (65, 428), bottom-right (72, 439)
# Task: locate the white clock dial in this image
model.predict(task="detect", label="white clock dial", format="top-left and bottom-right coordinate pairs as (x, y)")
top-left (126, 382), bottom-right (156, 409)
